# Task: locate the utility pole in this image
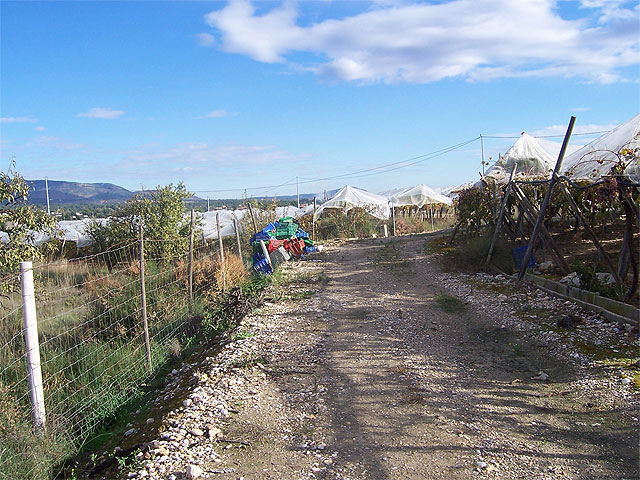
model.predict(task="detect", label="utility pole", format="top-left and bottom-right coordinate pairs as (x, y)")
top-left (480, 135), bottom-right (485, 177)
top-left (296, 176), bottom-right (299, 208)
top-left (45, 177), bottom-right (50, 214)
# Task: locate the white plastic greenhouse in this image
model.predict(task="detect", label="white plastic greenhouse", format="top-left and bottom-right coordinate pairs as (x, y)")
top-left (313, 185), bottom-right (391, 220)
top-left (390, 184), bottom-right (453, 208)
top-left (561, 113), bottom-right (640, 184)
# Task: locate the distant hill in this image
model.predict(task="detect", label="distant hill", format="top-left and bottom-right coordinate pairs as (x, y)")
top-left (26, 180), bottom-right (135, 205)
top-left (26, 180), bottom-right (207, 205)
top-left (24, 179), bottom-right (327, 206)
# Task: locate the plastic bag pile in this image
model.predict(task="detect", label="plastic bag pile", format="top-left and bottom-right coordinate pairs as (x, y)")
top-left (250, 216), bottom-right (321, 274)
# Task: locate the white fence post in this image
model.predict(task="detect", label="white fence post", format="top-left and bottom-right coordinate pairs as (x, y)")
top-left (20, 261), bottom-right (46, 433)
top-left (139, 223), bottom-right (152, 371)
top-left (188, 209), bottom-right (195, 310)
top-left (233, 218), bottom-right (242, 259)
top-left (216, 212), bottom-right (227, 292)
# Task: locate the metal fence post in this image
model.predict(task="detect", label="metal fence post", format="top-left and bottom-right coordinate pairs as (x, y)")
top-left (216, 212), bottom-right (227, 292)
top-left (139, 222), bottom-right (152, 371)
top-left (20, 261), bottom-right (46, 433)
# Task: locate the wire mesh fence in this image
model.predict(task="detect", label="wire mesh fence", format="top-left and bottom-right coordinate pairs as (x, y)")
top-left (0, 227), bottom-right (245, 479)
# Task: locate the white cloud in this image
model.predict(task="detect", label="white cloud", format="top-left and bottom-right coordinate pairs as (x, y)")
top-left (200, 109), bottom-right (229, 118)
top-left (195, 32), bottom-right (215, 46)
top-left (77, 107), bottom-right (125, 119)
top-left (204, 0), bottom-right (639, 84)
top-left (579, 0), bottom-right (639, 23)
top-left (1, 115), bottom-right (37, 123)
top-left (35, 126), bottom-right (46, 131)
top-left (28, 135), bottom-right (88, 151)
top-left (119, 142), bottom-right (305, 168)
top-left (530, 122), bottom-right (619, 137)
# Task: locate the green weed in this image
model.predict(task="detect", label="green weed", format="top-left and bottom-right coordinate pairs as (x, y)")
top-left (286, 289), bottom-right (316, 300)
top-left (434, 294), bottom-right (467, 314)
top-left (232, 330), bottom-right (256, 340)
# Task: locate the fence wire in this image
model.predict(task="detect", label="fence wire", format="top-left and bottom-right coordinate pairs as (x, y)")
top-left (0, 234), bottom-right (243, 479)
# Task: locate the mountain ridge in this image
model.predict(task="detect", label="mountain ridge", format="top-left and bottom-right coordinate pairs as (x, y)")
top-left (24, 179), bottom-right (330, 205)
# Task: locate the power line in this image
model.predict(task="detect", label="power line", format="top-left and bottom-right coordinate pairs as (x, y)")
top-left (192, 136), bottom-right (480, 194)
top-left (190, 128), bottom-right (610, 195)
top-left (482, 130), bottom-right (609, 139)
top-left (252, 176), bottom-right (298, 198)
top-left (311, 137), bottom-right (480, 182)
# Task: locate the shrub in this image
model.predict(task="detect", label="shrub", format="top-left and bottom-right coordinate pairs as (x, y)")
top-left (0, 168), bottom-right (59, 278)
top-left (454, 186), bottom-right (495, 237)
top-left (316, 208), bottom-right (381, 239)
top-left (87, 183), bottom-right (192, 262)
top-left (573, 261), bottom-right (625, 300)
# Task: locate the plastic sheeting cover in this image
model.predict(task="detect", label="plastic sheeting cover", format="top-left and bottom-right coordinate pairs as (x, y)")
top-left (390, 184), bottom-right (453, 207)
top-left (198, 209), bottom-right (245, 241)
top-left (198, 205), bottom-right (315, 240)
top-left (483, 132), bottom-right (556, 182)
top-left (0, 205), bottom-right (316, 247)
top-left (313, 185), bottom-right (390, 220)
top-left (561, 113), bottom-right (640, 184)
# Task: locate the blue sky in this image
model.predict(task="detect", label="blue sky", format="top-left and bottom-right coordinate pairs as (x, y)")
top-left (1, 0), bottom-right (638, 199)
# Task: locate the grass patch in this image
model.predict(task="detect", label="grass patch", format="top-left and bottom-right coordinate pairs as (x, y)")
top-left (426, 234), bottom-right (515, 274)
top-left (288, 270), bottom-right (328, 285)
top-left (423, 236), bottom-right (456, 256)
top-left (434, 294), bottom-right (467, 314)
top-left (373, 240), bottom-right (413, 276)
top-left (286, 289), bottom-right (316, 301)
top-left (232, 330), bottom-right (256, 341)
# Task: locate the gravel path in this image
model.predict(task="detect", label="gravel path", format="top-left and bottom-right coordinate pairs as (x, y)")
top-left (101, 234), bottom-right (639, 480)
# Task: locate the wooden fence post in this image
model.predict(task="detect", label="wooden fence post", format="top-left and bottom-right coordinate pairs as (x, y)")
top-left (619, 185), bottom-right (638, 301)
top-left (188, 209), bottom-right (195, 310)
top-left (429, 205), bottom-right (434, 231)
top-left (558, 181), bottom-right (622, 284)
top-left (485, 164), bottom-right (517, 267)
top-left (20, 261), bottom-right (46, 433)
top-left (517, 116), bottom-right (575, 283)
top-left (247, 201), bottom-right (258, 235)
top-left (391, 205), bottom-right (396, 236)
top-left (234, 217), bottom-right (242, 259)
top-left (216, 212), bottom-right (227, 292)
top-left (512, 184), bottom-right (570, 274)
top-left (312, 196), bottom-right (317, 241)
top-left (139, 222), bottom-right (152, 371)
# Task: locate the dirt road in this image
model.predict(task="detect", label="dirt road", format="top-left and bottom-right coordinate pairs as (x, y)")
top-left (115, 234), bottom-right (639, 480)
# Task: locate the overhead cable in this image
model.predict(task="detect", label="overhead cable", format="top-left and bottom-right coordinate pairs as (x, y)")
top-left (193, 136), bottom-right (480, 194)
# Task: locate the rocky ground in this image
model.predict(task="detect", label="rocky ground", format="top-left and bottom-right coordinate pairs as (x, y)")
top-left (88, 233), bottom-right (639, 480)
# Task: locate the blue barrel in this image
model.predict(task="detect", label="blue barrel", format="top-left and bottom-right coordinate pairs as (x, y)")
top-left (512, 245), bottom-right (535, 269)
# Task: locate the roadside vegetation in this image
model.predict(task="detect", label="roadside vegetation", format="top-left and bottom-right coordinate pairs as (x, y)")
top-left (431, 168), bottom-right (638, 304)
top-left (0, 173), bottom-right (277, 480)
